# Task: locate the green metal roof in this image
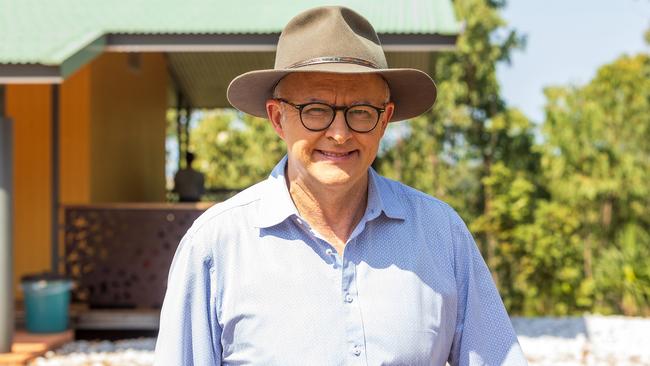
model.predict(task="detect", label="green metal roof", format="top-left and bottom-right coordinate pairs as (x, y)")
top-left (0, 0), bottom-right (461, 66)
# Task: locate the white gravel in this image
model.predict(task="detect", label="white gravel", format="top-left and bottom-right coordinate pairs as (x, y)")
top-left (28, 315), bottom-right (650, 366)
top-left (515, 315), bottom-right (650, 366)
top-left (28, 338), bottom-right (156, 366)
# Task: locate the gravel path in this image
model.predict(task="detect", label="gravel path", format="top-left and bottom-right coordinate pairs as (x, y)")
top-left (515, 316), bottom-right (650, 366)
top-left (28, 316), bottom-right (650, 366)
top-left (29, 338), bottom-right (155, 366)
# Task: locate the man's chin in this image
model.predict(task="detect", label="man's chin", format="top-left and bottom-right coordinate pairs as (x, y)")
top-left (309, 168), bottom-right (364, 188)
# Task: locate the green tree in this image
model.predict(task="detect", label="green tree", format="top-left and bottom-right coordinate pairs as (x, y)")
top-left (540, 53), bottom-right (650, 315)
top-left (191, 110), bottom-right (285, 191)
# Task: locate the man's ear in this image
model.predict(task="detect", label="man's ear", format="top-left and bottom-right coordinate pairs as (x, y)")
top-left (378, 102), bottom-right (395, 136)
top-left (266, 99), bottom-right (285, 140)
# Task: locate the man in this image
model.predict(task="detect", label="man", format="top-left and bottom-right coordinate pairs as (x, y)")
top-left (155, 6), bottom-right (528, 366)
top-left (173, 152), bottom-right (205, 202)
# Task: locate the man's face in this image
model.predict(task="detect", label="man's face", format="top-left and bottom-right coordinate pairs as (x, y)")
top-left (266, 72), bottom-right (394, 190)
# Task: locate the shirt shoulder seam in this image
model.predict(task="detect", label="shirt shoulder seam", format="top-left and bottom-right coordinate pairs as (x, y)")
top-left (391, 184), bottom-right (454, 211)
top-left (185, 197), bottom-right (261, 240)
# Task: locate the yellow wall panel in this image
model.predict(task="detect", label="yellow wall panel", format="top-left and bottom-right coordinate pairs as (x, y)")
top-left (60, 65), bottom-right (91, 204)
top-left (6, 84), bottom-right (52, 299)
top-left (7, 52), bottom-right (169, 298)
top-left (89, 53), bottom-right (167, 202)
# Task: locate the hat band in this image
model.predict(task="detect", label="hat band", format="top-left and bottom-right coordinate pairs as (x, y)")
top-left (287, 56), bottom-right (379, 69)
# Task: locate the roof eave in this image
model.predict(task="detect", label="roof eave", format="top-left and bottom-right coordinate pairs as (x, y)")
top-left (0, 34), bottom-right (106, 84)
top-left (0, 64), bottom-right (63, 84)
top-left (104, 33), bottom-right (458, 52)
top-left (0, 32), bottom-right (459, 84)
top-left (59, 34), bottom-right (106, 79)
top-left (105, 33), bottom-right (281, 52)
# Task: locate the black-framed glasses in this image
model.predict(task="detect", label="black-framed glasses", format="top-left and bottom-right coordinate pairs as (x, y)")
top-left (275, 98), bottom-right (386, 133)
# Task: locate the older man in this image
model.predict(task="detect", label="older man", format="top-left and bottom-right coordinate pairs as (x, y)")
top-left (155, 6), bottom-right (527, 366)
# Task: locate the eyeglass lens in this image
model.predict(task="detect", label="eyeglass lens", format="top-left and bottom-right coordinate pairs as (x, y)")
top-left (301, 103), bottom-right (379, 132)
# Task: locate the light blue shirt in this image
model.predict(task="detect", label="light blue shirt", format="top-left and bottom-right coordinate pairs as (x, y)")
top-left (154, 157), bottom-right (527, 366)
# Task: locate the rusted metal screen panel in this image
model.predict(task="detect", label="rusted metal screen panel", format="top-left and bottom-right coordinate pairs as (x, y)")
top-left (63, 203), bottom-right (209, 308)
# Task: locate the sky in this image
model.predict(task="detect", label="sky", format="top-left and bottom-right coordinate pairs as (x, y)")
top-left (496, 0), bottom-right (650, 123)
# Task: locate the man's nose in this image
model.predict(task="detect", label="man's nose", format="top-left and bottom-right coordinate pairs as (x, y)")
top-left (325, 110), bottom-right (352, 144)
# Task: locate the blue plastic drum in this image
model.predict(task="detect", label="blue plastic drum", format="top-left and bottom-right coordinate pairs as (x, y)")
top-left (21, 273), bottom-right (73, 333)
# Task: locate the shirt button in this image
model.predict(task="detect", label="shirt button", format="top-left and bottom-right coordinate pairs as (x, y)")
top-left (325, 248), bottom-right (333, 256)
top-left (352, 346), bottom-right (361, 356)
top-left (345, 294), bottom-right (353, 303)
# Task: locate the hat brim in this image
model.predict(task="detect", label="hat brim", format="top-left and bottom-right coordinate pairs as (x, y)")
top-left (227, 63), bottom-right (437, 122)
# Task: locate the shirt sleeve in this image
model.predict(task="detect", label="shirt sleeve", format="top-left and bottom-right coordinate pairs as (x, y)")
top-left (447, 211), bottom-right (528, 366)
top-left (154, 228), bottom-right (222, 365)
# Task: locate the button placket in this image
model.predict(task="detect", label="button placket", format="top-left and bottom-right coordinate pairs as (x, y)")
top-left (323, 246), bottom-right (342, 269)
top-left (340, 239), bottom-right (367, 365)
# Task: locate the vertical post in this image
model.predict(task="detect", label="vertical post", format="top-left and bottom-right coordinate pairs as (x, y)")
top-left (184, 105), bottom-right (191, 155)
top-left (176, 92), bottom-right (183, 170)
top-left (51, 85), bottom-right (60, 274)
top-left (0, 84), bottom-right (14, 352)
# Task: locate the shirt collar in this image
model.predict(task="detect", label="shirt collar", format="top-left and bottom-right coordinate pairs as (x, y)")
top-left (254, 156), bottom-right (406, 228)
top-left (254, 156), bottom-right (300, 228)
top-left (367, 167), bottom-right (406, 221)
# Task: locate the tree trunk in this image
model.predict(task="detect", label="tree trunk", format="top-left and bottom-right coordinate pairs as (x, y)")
top-left (584, 233), bottom-right (593, 280)
top-left (601, 197), bottom-right (613, 230)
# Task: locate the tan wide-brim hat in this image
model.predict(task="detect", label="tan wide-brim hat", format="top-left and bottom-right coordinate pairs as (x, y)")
top-left (227, 6), bottom-right (437, 122)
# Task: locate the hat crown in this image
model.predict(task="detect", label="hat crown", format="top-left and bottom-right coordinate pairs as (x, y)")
top-left (274, 6), bottom-right (388, 70)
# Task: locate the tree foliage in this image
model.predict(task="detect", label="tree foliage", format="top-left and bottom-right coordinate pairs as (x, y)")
top-left (191, 110), bottom-right (285, 190)
top-left (539, 53), bottom-right (650, 315)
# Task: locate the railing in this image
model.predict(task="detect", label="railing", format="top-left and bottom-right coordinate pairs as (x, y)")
top-left (62, 202), bottom-right (212, 309)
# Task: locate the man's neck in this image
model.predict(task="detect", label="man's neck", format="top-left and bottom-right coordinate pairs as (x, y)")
top-left (285, 170), bottom-right (368, 251)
